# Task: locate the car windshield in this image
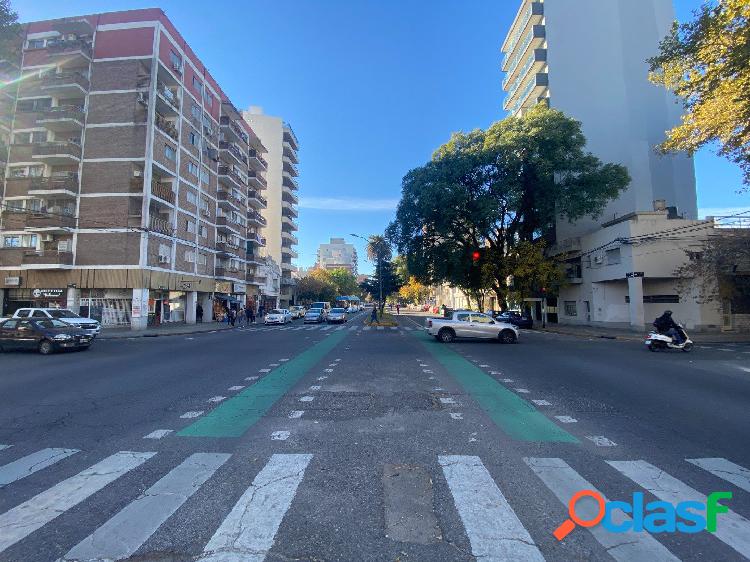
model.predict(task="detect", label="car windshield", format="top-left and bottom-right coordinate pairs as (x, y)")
top-left (331, 308), bottom-right (346, 313)
top-left (270, 310), bottom-right (284, 315)
top-left (48, 310), bottom-right (81, 319)
top-left (306, 310), bottom-right (320, 315)
top-left (35, 319), bottom-right (72, 329)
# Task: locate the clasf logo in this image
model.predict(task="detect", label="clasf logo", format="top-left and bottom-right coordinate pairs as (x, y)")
top-left (554, 489), bottom-right (732, 540)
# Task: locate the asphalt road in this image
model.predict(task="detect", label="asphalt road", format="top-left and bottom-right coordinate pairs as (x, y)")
top-left (0, 311), bottom-right (749, 561)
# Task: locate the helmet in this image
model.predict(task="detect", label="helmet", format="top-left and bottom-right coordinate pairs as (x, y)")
top-left (664, 310), bottom-right (673, 316)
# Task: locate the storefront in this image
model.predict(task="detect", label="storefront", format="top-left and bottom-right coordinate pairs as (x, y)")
top-left (3, 287), bottom-right (66, 314)
top-left (147, 290), bottom-right (187, 326)
top-left (80, 289), bottom-right (132, 327)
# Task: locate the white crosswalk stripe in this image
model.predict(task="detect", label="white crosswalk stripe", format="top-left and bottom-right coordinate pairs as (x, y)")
top-left (197, 453), bottom-right (313, 562)
top-left (0, 448), bottom-right (79, 488)
top-left (609, 459), bottom-right (750, 559)
top-left (0, 445), bottom-right (11, 451)
top-left (687, 457), bottom-right (750, 493)
top-left (525, 457), bottom-right (679, 561)
top-left (439, 455), bottom-right (544, 561)
top-left (0, 451), bottom-right (155, 554)
top-left (64, 453), bottom-right (230, 562)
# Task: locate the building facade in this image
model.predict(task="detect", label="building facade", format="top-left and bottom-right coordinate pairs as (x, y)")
top-left (317, 237), bottom-right (357, 274)
top-left (243, 107), bottom-right (299, 309)
top-left (500, 0), bottom-right (731, 330)
top-left (0, 9), bottom-right (270, 328)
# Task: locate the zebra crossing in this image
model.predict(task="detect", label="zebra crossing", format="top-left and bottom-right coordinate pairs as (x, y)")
top-left (2, 443), bottom-right (750, 560)
top-left (246, 324), bottom-right (417, 333)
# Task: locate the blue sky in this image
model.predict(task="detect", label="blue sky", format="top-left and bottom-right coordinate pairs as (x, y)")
top-left (19, 1), bottom-right (748, 274)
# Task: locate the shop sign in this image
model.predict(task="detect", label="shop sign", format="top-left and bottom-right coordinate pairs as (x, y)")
top-left (179, 281), bottom-right (194, 291)
top-left (131, 289), bottom-right (145, 318)
top-left (233, 282), bottom-right (246, 294)
top-left (626, 272), bottom-right (645, 278)
top-left (31, 288), bottom-right (64, 298)
top-left (215, 281), bottom-right (232, 294)
top-left (4, 276), bottom-right (20, 286)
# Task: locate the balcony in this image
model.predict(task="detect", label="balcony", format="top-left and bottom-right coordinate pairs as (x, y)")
top-left (247, 232), bottom-right (266, 246)
top-left (281, 276), bottom-right (297, 287)
top-left (247, 190), bottom-right (267, 209)
top-left (246, 251), bottom-right (263, 265)
top-left (32, 141), bottom-right (82, 164)
top-left (29, 175), bottom-right (79, 196)
top-left (149, 216), bottom-right (174, 236)
top-left (247, 172), bottom-right (267, 189)
top-left (155, 114), bottom-right (179, 141)
top-left (282, 247), bottom-right (299, 259)
top-left (502, 19), bottom-right (545, 72)
top-left (156, 84), bottom-right (180, 115)
top-left (283, 123), bottom-right (299, 150)
top-left (282, 174), bottom-right (298, 191)
top-left (219, 141), bottom-right (247, 168)
top-left (282, 190), bottom-right (299, 205)
top-left (506, 72), bottom-right (549, 116)
top-left (282, 145), bottom-right (298, 164)
top-left (36, 105), bottom-right (85, 132)
top-left (282, 231), bottom-right (298, 245)
top-left (45, 38), bottom-right (92, 66)
top-left (25, 212), bottom-right (76, 231)
top-left (246, 272), bottom-right (263, 285)
top-left (282, 156), bottom-right (298, 176)
top-left (281, 261), bottom-right (295, 271)
top-left (39, 71), bottom-right (89, 96)
top-left (247, 211), bottom-right (267, 227)
top-left (151, 180), bottom-right (175, 204)
top-left (248, 149), bottom-right (268, 170)
top-left (22, 250), bottom-right (74, 267)
top-left (220, 116), bottom-right (249, 145)
top-left (217, 190), bottom-right (245, 211)
top-left (281, 215), bottom-right (298, 231)
top-left (216, 241), bottom-right (242, 255)
top-left (216, 216), bottom-right (243, 234)
top-left (503, 48), bottom-right (547, 96)
top-left (218, 166), bottom-right (247, 190)
top-left (502, 2), bottom-right (544, 63)
top-left (215, 266), bottom-right (242, 279)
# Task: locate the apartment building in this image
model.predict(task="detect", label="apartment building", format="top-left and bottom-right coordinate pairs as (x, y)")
top-left (499, 0), bottom-right (730, 330)
top-left (243, 107), bottom-right (299, 309)
top-left (0, 9), bottom-right (269, 329)
top-left (317, 237), bottom-right (357, 274)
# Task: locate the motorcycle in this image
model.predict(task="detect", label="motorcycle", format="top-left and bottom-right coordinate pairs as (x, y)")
top-left (645, 324), bottom-right (694, 352)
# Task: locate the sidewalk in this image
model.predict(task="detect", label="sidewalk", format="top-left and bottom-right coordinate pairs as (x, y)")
top-left (98, 321), bottom-right (248, 339)
top-left (538, 323), bottom-right (750, 344)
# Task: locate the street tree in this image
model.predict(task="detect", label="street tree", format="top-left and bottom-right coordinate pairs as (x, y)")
top-left (360, 260), bottom-right (402, 306)
top-left (0, 1), bottom-right (21, 63)
top-left (398, 276), bottom-right (430, 304)
top-left (296, 269), bottom-right (337, 304)
top-left (648, 0), bottom-right (750, 190)
top-left (388, 105), bottom-right (629, 308)
top-left (327, 267), bottom-right (359, 297)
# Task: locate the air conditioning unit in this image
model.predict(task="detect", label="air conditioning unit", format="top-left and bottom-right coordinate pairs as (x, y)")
top-left (172, 62), bottom-right (183, 75)
top-left (593, 255), bottom-right (604, 264)
top-left (201, 209), bottom-right (210, 217)
top-left (133, 169), bottom-right (143, 177)
top-left (137, 92), bottom-right (148, 106)
top-left (158, 255), bottom-right (170, 264)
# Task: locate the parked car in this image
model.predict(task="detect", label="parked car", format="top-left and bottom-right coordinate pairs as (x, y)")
top-left (327, 308), bottom-right (348, 324)
top-left (308, 302), bottom-right (331, 318)
top-left (0, 318), bottom-right (93, 354)
top-left (264, 309), bottom-right (292, 325)
top-left (426, 310), bottom-right (519, 344)
top-left (289, 305), bottom-right (306, 319)
top-left (304, 309), bottom-right (326, 324)
top-left (493, 310), bottom-right (533, 329)
top-left (12, 308), bottom-right (101, 337)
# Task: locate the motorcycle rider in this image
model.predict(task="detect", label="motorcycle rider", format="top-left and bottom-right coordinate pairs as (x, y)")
top-left (654, 310), bottom-right (684, 344)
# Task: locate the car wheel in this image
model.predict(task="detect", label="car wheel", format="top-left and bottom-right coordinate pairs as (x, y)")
top-left (438, 328), bottom-right (455, 343)
top-left (499, 330), bottom-right (517, 344)
top-left (38, 340), bottom-right (54, 355)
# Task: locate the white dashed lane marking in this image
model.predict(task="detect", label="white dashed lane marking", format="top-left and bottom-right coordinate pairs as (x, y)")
top-left (180, 411), bottom-right (204, 419)
top-left (228, 386), bottom-right (245, 391)
top-left (245, 376), bottom-right (259, 381)
top-left (271, 431), bottom-right (290, 441)
top-left (555, 416), bottom-right (578, 424)
top-left (309, 385), bottom-right (321, 391)
top-left (586, 436), bottom-right (617, 447)
top-left (288, 411), bottom-right (304, 419)
top-left (514, 388), bottom-right (530, 394)
top-left (208, 396), bottom-right (226, 403)
top-left (143, 430), bottom-right (173, 440)
top-left (450, 413), bottom-right (463, 420)
top-left (531, 400), bottom-right (551, 406)
top-left (299, 396), bottom-right (314, 402)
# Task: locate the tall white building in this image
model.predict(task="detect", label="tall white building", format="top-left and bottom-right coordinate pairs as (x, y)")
top-left (317, 237), bottom-right (358, 274)
top-left (500, 0), bottom-right (726, 331)
top-left (243, 107), bottom-right (299, 308)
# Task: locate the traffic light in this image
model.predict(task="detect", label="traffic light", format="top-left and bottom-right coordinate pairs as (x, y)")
top-left (472, 250), bottom-right (481, 263)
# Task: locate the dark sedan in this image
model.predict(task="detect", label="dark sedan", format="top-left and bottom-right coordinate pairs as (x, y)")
top-left (0, 318), bottom-right (93, 354)
top-left (493, 311), bottom-right (534, 329)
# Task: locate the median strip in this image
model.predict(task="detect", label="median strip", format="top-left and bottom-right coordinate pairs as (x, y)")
top-left (178, 329), bottom-right (349, 438)
top-left (413, 331), bottom-right (578, 443)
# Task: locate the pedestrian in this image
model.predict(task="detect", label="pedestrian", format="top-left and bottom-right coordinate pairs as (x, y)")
top-left (249, 305), bottom-right (256, 324)
top-left (396, 303), bottom-right (400, 315)
top-left (196, 303), bottom-right (203, 323)
top-left (224, 306), bottom-right (231, 324)
top-left (237, 306), bottom-right (246, 327)
top-left (245, 305), bottom-right (253, 325)
top-left (258, 304), bottom-right (265, 319)
top-left (370, 306), bottom-right (378, 324)
top-left (229, 307), bottom-right (237, 327)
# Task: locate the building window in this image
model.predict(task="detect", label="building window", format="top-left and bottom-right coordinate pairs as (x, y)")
top-left (606, 248), bottom-right (621, 265)
top-left (188, 131), bottom-right (198, 146)
top-left (191, 102), bottom-right (202, 122)
top-left (169, 50), bottom-right (182, 71)
top-left (3, 234), bottom-right (37, 248)
top-left (14, 131), bottom-right (47, 144)
top-left (186, 190), bottom-right (197, 205)
top-left (3, 235), bottom-right (20, 247)
top-left (158, 244), bottom-right (170, 260)
top-left (203, 88), bottom-right (213, 108)
top-left (198, 253), bottom-right (207, 266)
top-left (564, 301), bottom-right (578, 316)
top-left (199, 224), bottom-right (207, 238)
top-left (5, 200), bottom-right (24, 211)
top-left (199, 198), bottom-right (209, 212)
top-left (185, 219), bottom-right (196, 233)
top-left (184, 250), bottom-right (196, 263)
top-left (187, 161), bottom-right (199, 177)
top-left (164, 145), bottom-right (176, 161)
top-left (200, 167), bottom-right (209, 186)
top-left (16, 98), bottom-right (52, 112)
top-left (192, 75), bottom-right (202, 93)
top-left (626, 295), bottom-right (680, 304)
top-left (27, 38), bottom-right (45, 49)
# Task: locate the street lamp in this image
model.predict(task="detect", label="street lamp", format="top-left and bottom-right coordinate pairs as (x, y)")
top-left (350, 233), bottom-right (383, 309)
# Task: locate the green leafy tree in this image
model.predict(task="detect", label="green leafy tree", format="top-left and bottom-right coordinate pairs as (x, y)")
top-left (389, 105), bottom-right (630, 308)
top-left (0, 1), bottom-right (21, 64)
top-left (648, 0), bottom-right (750, 189)
top-left (359, 260), bottom-right (402, 304)
top-left (296, 268), bottom-right (337, 304)
top-left (327, 267), bottom-right (359, 297)
top-left (399, 276), bottom-right (430, 304)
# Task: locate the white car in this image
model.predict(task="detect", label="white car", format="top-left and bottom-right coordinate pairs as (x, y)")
top-left (427, 311), bottom-right (518, 344)
top-left (264, 309), bottom-right (292, 325)
top-left (12, 308), bottom-right (101, 337)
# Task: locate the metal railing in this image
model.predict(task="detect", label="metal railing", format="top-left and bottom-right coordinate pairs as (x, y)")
top-left (155, 114), bottom-right (179, 141)
top-left (149, 216), bottom-right (174, 236)
top-left (151, 181), bottom-right (175, 204)
top-left (40, 71), bottom-right (90, 91)
top-left (32, 141), bottom-right (82, 159)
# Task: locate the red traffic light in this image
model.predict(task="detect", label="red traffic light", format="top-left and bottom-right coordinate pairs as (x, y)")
top-left (472, 251), bottom-right (481, 262)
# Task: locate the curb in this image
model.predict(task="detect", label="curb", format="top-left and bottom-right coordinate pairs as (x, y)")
top-left (98, 325), bottom-right (238, 340)
top-left (537, 328), bottom-right (749, 345)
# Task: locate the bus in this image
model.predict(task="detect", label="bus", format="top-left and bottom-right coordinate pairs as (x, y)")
top-left (335, 295), bottom-right (361, 312)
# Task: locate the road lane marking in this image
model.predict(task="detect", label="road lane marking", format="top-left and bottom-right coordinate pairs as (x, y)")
top-left (433, 387), bottom-right (445, 391)
top-left (0, 445), bottom-right (10, 451)
top-left (309, 385), bottom-right (322, 391)
top-left (502, 378), bottom-right (514, 383)
top-left (555, 416), bottom-right (577, 424)
top-left (439, 397), bottom-right (457, 405)
top-left (687, 458), bottom-right (750, 493)
top-left (299, 396), bottom-right (314, 402)
top-left (259, 369), bottom-right (271, 373)
top-left (324, 368), bottom-right (334, 372)
top-left (525, 458), bottom-right (679, 561)
top-left (450, 413), bottom-right (463, 420)
top-left (423, 369), bottom-right (433, 373)
top-left (515, 388), bottom-right (530, 394)
top-left (269, 363), bottom-right (280, 367)
top-left (439, 455), bottom-right (544, 561)
top-left (414, 331), bottom-right (577, 443)
top-left (0, 448), bottom-right (79, 488)
top-left (143, 429), bottom-right (173, 439)
top-left (279, 358), bottom-right (290, 361)
top-left (531, 400), bottom-right (551, 406)
top-left (609, 459), bottom-right (750, 559)
top-left (586, 436), bottom-right (617, 447)
top-left (377, 326), bottom-right (384, 331)
top-left (328, 363), bottom-right (337, 367)
top-left (228, 386), bottom-right (245, 391)
top-left (490, 371), bottom-right (502, 375)
top-left (245, 376), bottom-right (258, 381)
top-left (0, 451), bottom-right (155, 554)
top-left (208, 396), bottom-right (227, 403)
top-left (479, 364), bottom-right (490, 367)
top-left (288, 410), bottom-right (304, 419)
top-left (271, 431), bottom-right (290, 440)
top-left (198, 454), bottom-right (312, 562)
top-left (180, 411), bottom-right (204, 419)
top-left (317, 376), bottom-right (328, 381)
top-left (363, 326), bottom-right (371, 331)
top-left (63, 453), bottom-right (229, 562)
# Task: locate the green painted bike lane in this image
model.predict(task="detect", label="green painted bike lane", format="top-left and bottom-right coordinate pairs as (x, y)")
top-left (178, 330), bottom-right (348, 438)
top-left (413, 330), bottom-right (578, 443)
